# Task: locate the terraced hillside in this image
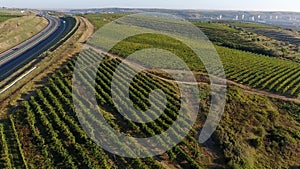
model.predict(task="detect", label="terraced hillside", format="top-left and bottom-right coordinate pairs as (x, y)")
top-left (0, 12), bottom-right (48, 53)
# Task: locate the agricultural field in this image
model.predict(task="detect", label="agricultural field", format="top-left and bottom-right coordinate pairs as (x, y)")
top-left (0, 48), bottom-right (298, 168)
top-left (2, 50), bottom-right (216, 168)
top-left (0, 12), bottom-right (299, 169)
top-left (86, 14), bottom-right (300, 98)
top-left (85, 14), bottom-right (300, 62)
top-left (219, 46), bottom-right (300, 97)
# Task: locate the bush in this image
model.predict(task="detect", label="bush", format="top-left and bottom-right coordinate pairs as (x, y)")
top-left (248, 138), bottom-right (263, 148)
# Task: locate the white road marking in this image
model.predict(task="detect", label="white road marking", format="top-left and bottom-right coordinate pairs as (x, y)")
top-left (0, 66), bottom-right (37, 95)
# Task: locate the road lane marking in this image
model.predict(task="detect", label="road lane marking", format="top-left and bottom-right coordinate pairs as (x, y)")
top-left (0, 66), bottom-right (37, 95)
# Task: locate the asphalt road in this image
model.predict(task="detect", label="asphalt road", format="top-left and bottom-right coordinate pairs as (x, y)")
top-left (0, 15), bottom-right (76, 81)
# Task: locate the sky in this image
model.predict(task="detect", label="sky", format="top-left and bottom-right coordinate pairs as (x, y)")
top-left (1, 0), bottom-right (300, 12)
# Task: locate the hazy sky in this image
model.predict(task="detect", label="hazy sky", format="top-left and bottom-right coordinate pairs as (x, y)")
top-left (1, 0), bottom-right (300, 12)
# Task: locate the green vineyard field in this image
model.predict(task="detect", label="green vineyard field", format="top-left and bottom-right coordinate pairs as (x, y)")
top-left (86, 14), bottom-right (300, 98)
top-left (217, 46), bottom-right (300, 97)
top-left (92, 33), bottom-right (300, 97)
top-left (1, 48), bottom-right (299, 168)
top-left (1, 49), bottom-right (208, 169)
top-left (0, 12), bottom-right (299, 169)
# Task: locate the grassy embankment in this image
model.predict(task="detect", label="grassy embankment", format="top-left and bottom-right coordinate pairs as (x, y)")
top-left (0, 11), bottom-right (48, 53)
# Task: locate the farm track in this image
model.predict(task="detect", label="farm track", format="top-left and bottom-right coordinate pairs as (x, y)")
top-left (86, 45), bottom-right (300, 104)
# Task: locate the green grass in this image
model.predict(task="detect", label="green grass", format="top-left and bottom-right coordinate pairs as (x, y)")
top-left (193, 22), bottom-right (239, 32)
top-left (229, 21), bottom-right (276, 29)
top-left (215, 87), bottom-right (300, 168)
top-left (104, 33), bottom-right (205, 71)
top-left (83, 13), bottom-right (126, 30)
top-left (0, 12), bottom-right (22, 23)
top-left (0, 9), bottom-right (25, 22)
top-left (0, 15), bottom-right (21, 22)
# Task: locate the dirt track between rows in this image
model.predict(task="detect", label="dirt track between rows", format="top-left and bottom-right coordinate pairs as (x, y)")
top-left (86, 44), bottom-right (300, 104)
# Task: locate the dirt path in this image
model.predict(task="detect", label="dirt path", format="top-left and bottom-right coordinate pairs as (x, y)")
top-left (86, 45), bottom-right (300, 104)
top-left (77, 17), bottom-right (95, 43)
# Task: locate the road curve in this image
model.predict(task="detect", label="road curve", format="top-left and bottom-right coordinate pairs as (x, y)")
top-left (0, 14), bottom-right (76, 81)
top-left (0, 15), bottom-right (59, 67)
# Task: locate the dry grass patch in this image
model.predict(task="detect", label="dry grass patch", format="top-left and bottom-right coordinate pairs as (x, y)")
top-left (0, 15), bottom-right (48, 53)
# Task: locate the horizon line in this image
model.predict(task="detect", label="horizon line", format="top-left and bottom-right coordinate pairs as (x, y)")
top-left (2, 6), bottom-right (300, 13)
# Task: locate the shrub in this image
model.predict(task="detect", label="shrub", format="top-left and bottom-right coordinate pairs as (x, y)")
top-left (248, 138), bottom-right (263, 148)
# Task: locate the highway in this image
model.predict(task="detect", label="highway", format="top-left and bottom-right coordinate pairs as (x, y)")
top-left (0, 14), bottom-right (76, 81)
